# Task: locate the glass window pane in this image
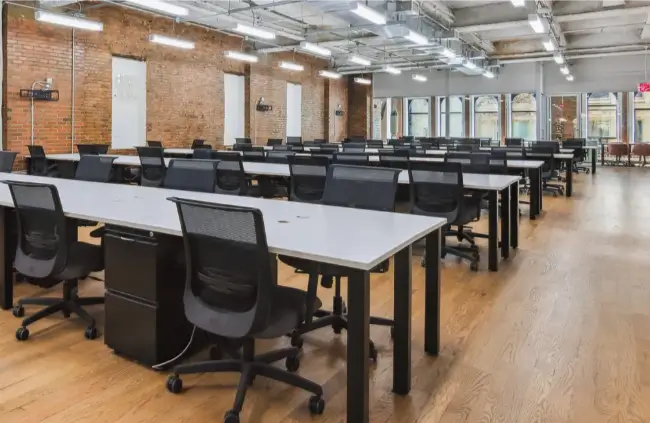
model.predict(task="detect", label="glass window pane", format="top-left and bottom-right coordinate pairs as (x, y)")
top-left (408, 98), bottom-right (428, 113)
top-left (439, 96), bottom-right (464, 137)
top-left (511, 93), bottom-right (536, 140)
top-left (587, 92), bottom-right (617, 139)
top-left (474, 95), bottom-right (499, 140)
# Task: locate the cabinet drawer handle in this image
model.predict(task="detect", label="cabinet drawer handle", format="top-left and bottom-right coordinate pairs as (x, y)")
top-left (119, 236), bottom-right (135, 242)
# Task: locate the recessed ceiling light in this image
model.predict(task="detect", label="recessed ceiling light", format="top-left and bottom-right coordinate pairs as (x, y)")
top-left (126, 0), bottom-right (188, 16)
top-left (234, 23), bottom-right (275, 40)
top-left (224, 51), bottom-right (258, 63)
top-left (560, 66), bottom-right (569, 75)
top-left (319, 70), bottom-right (341, 79)
top-left (34, 11), bottom-right (103, 31)
top-left (300, 42), bottom-right (331, 57)
top-left (349, 55), bottom-right (372, 66)
top-left (149, 34), bottom-right (195, 49)
top-left (566, 75), bottom-right (574, 82)
top-left (354, 77), bottom-right (372, 85)
top-left (279, 61), bottom-right (304, 71)
top-left (384, 66), bottom-right (401, 75)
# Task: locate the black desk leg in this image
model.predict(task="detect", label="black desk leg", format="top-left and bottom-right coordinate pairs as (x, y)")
top-left (537, 167), bottom-right (543, 214)
top-left (488, 191), bottom-right (499, 272)
top-left (529, 168), bottom-right (539, 220)
top-left (424, 229), bottom-right (441, 355)
top-left (500, 187), bottom-right (510, 259)
top-left (592, 149), bottom-right (597, 175)
top-left (510, 182), bottom-right (519, 250)
top-left (347, 269), bottom-right (370, 423)
top-left (566, 159), bottom-right (573, 198)
top-left (0, 207), bottom-right (13, 310)
top-left (601, 144), bottom-right (605, 166)
top-left (393, 246), bottom-right (412, 395)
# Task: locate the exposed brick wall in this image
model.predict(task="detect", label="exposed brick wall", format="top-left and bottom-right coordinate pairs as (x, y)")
top-left (5, 5), bottom-right (351, 155)
top-left (347, 78), bottom-right (371, 138)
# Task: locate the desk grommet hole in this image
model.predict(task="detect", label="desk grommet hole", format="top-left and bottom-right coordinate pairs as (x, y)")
top-left (278, 220), bottom-right (289, 224)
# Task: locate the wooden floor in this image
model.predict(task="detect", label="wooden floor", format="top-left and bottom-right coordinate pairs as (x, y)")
top-left (2, 167), bottom-right (650, 423)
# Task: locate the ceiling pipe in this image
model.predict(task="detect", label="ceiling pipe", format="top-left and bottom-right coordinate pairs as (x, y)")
top-left (498, 48), bottom-right (650, 63)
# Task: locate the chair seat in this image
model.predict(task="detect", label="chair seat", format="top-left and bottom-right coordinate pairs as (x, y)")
top-left (255, 287), bottom-right (322, 339)
top-left (52, 242), bottom-right (103, 280)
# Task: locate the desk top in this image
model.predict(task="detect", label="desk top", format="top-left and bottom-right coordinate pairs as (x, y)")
top-left (164, 148), bottom-right (194, 155)
top-left (0, 173), bottom-right (445, 270)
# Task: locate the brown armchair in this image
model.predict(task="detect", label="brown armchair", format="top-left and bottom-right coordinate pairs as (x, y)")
top-left (632, 143), bottom-right (650, 166)
top-left (606, 143), bottom-right (630, 166)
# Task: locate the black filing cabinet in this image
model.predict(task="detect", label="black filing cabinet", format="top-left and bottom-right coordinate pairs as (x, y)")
top-left (103, 225), bottom-right (190, 366)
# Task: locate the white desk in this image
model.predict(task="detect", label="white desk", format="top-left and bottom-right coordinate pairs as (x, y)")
top-left (0, 173), bottom-right (445, 423)
top-left (164, 148), bottom-right (194, 156)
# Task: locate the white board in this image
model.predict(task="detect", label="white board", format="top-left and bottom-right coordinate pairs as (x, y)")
top-left (286, 82), bottom-right (302, 138)
top-left (224, 73), bottom-right (245, 146)
top-left (111, 57), bottom-right (146, 149)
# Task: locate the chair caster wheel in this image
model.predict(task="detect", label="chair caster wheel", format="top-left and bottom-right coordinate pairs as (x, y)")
top-left (290, 333), bottom-right (304, 349)
top-left (16, 327), bottom-right (29, 341)
top-left (12, 306), bottom-right (24, 318)
top-left (308, 396), bottom-right (325, 415)
top-left (369, 341), bottom-right (378, 362)
top-left (166, 375), bottom-right (183, 394)
top-left (332, 321), bottom-right (343, 334)
top-left (285, 355), bottom-right (300, 372)
top-left (470, 262), bottom-right (479, 272)
top-left (84, 326), bottom-right (98, 340)
top-left (209, 345), bottom-right (223, 360)
top-left (224, 410), bottom-right (240, 423)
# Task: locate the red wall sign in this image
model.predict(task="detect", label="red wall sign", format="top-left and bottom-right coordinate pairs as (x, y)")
top-left (639, 82), bottom-right (650, 92)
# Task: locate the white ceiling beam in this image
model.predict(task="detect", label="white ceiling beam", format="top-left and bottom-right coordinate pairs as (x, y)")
top-left (602, 0), bottom-right (626, 7)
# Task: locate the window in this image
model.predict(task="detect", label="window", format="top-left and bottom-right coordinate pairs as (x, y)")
top-left (587, 92), bottom-right (617, 139)
top-left (439, 96), bottom-right (464, 137)
top-left (510, 93), bottom-right (536, 140)
top-left (406, 98), bottom-right (430, 137)
top-left (474, 95), bottom-right (500, 140)
top-left (389, 98), bottom-right (402, 138)
top-left (634, 92), bottom-right (650, 142)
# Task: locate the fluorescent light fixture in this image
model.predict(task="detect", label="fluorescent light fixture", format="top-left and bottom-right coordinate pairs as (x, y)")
top-left (483, 70), bottom-right (495, 79)
top-left (384, 66), bottom-right (402, 75)
top-left (149, 34), bottom-right (195, 49)
top-left (440, 47), bottom-right (456, 59)
top-left (463, 60), bottom-right (478, 70)
top-left (34, 11), bottom-right (103, 31)
top-left (542, 39), bottom-right (556, 51)
top-left (350, 2), bottom-right (387, 25)
top-left (300, 42), bottom-right (331, 57)
top-left (528, 14), bottom-right (546, 33)
top-left (354, 77), bottom-right (372, 85)
top-left (566, 75), bottom-right (574, 82)
top-left (279, 61), bottom-right (304, 71)
top-left (126, 0), bottom-right (188, 16)
top-left (404, 29), bottom-right (428, 45)
top-left (412, 74), bottom-right (427, 82)
top-left (224, 51), bottom-right (258, 63)
top-left (319, 70), bottom-right (341, 79)
top-left (234, 23), bottom-right (275, 40)
top-left (511, 0), bottom-right (525, 6)
top-left (560, 66), bottom-right (569, 75)
top-left (349, 55), bottom-right (372, 66)
top-left (553, 53), bottom-right (565, 64)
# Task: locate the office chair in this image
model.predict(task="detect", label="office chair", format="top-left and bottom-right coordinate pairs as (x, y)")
top-left (267, 138), bottom-right (283, 146)
top-left (233, 143), bottom-right (253, 152)
top-left (505, 138), bottom-right (523, 147)
top-left (379, 152), bottom-right (410, 169)
top-left (147, 140), bottom-right (163, 148)
top-left (342, 142), bottom-right (366, 153)
top-left (27, 145), bottom-right (58, 177)
top-left (266, 150), bottom-right (295, 163)
top-left (74, 155), bottom-right (116, 182)
top-left (287, 155), bottom-right (329, 203)
top-left (280, 165), bottom-right (401, 360)
top-left (6, 181), bottom-right (105, 340)
top-left (214, 151), bottom-right (242, 161)
top-left (313, 138), bottom-right (326, 144)
top-left (136, 146), bottom-right (167, 187)
top-left (164, 159), bottom-right (218, 193)
top-left (564, 139), bottom-right (589, 173)
top-left (193, 148), bottom-right (215, 160)
top-left (0, 151), bottom-right (18, 172)
top-left (333, 152), bottom-right (370, 166)
top-left (302, 140), bottom-right (320, 147)
top-left (529, 146), bottom-right (564, 196)
top-left (77, 144), bottom-right (99, 156)
top-left (286, 136), bottom-right (302, 146)
top-left (191, 139), bottom-right (206, 149)
top-left (214, 157), bottom-right (248, 196)
top-left (235, 138), bottom-right (252, 145)
top-left (387, 138), bottom-right (403, 146)
top-left (319, 144), bottom-right (339, 154)
top-left (366, 139), bottom-right (384, 148)
top-left (242, 150), bottom-right (266, 162)
top-left (165, 199), bottom-right (325, 422)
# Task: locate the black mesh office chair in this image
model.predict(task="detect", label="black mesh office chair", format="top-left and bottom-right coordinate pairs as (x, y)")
top-left (0, 151), bottom-right (18, 172)
top-left (409, 161), bottom-right (481, 271)
top-left (267, 138), bottom-right (283, 146)
top-left (165, 199), bottom-right (325, 422)
top-left (564, 139), bottom-right (589, 173)
top-left (342, 142), bottom-right (366, 153)
top-left (313, 138), bottom-right (326, 144)
top-left (379, 152), bottom-right (410, 169)
top-left (214, 158), bottom-right (248, 196)
top-left (214, 151), bottom-right (241, 161)
top-left (242, 150), bottom-right (266, 162)
top-left (530, 146), bottom-right (564, 196)
top-left (164, 159), bottom-right (218, 193)
top-left (286, 136), bottom-right (302, 146)
top-left (193, 148), bottom-right (215, 159)
top-left (366, 139), bottom-right (384, 148)
top-left (136, 146), bottom-right (167, 187)
top-left (27, 145), bottom-right (58, 176)
top-left (505, 138), bottom-right (523, 147)
top-left (6, 181), bottom-right (105, 341)
top-left (333, 152), bottom-right (370, 166)
top-left (280, 165), bottom-right (401, 361)
top-left (77, 144), bottom-right (99, 156)
top-left (233, 144), bottom-right (253, 152)
top-left (235, 138), bottom-right (252, 145)
top-left (147, 140), bottom-right (163, 148)
top-left (191, 139), bottom-right (206, 149)
top-left (319, 144), bottom-right (339, 154)
top-left (74, 155), bottom-right (116, 182)
top-left (287, 155), bottom-right (329, 202)
top-left (266, 150), bottom-right (295, 163)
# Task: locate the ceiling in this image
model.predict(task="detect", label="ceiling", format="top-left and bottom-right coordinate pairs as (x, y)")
top-left (43, 0), bottom-right (650, 76)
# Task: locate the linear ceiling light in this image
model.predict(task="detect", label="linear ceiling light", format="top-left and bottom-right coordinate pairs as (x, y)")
top-left (528, 14), bottom-right (546, 34)
top-left (149, 34), bottom-right (195, 49)
top-left (463, 60), bottom-right (478, 70)
top-left (224, 51), bottom-right (258, 63)
top-left (483, 70), bottom-right (495, 79)
top-left (349, 55), bottom-right (372, 66)
top-left (566, 75), bottom-right (574, 82)
top-left (234, 23), bottom-right (275, 40)
top-left (354, 77), bottom-right (372, 85)
top-left (511, 0), bottom-right (525, 6)
top-left (350, 2), bottom-right (387, 25)
top-left (553, 53), bottom-right (565, 64)
top-left (412, 74), bottom-right (427, 82)
top-left (279, 61), bottom-right (304, 71)
top-left (560, 66), bottom-right (569, 75)
top-left (319, 70), bottom-right (341, 79)
top-left (440, 47), bottom-right (457, 59)
top-left (404, 30), bottom-right (428, 45)
top-left (384, 66), bottom-right (401, 75)
top-left (126, 0), bottom-right (189, 16)
top-left (542, 39), bottom-right (556, 51)
top-left (300, 42), bottom-right (331, 57)
top-left (34, 11), bottom-right (103, 31)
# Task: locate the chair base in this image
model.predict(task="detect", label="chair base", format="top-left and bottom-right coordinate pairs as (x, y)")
top-left (168, 341), bottom-right (324, 422)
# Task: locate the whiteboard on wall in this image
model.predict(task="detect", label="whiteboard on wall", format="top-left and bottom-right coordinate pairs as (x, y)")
top-left (111, 57), bottom-right (146, 149)
top-left (224, 73), bottom-right (245, 146)
top-left (286, 82), bottom-right (302, 137)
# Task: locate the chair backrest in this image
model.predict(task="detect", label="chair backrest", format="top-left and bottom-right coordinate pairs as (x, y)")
top-left (242, 151), bottom-right (266, 162)
top-left (288, 155), bottom-right (329, 203)
top-left (313, 139), bottom-right (326, 144)
top-left (77, 144), bottom-right (99, 156)
top-left (147, 140), bottom-right (163, 148)
top-left (286, 136), bottom-right (302, 145)
top-left (534, 140), bottom-right (560, 153)
top-left (214, 151), bottom-right (241, 161)
top-left (27, 145), bottom-right (49, 175)
top-left (387, 139), bottom-right (403, 146)
top-left (319, 144), bottom-right (339, 153)
top-left (235, 138), bottom-right (252, 145)
top-left (4, 181), bottom-right (70, 278)
top-left (505, 138), bottom-right (523, 147)
top-left (333, 153), bottom-right (370, 166)
top-left (322, 165), bottom-right (400, 211)
top-left (529, 146), bottom-right (556, 172)
top-left (233, 143), bottom-right (253, 152)
top-left (489, 157), bottom-right (509, 174)
top-left (469, 153), bottom-right (490, 166)
top-left (215, 158), bottom-right (247, 196)
top-left (74, 155), bottom-right (116, 182)
top-left (408, 161), bottom-right (463, 223)
top-left (379, 152), bottom-right (410, 170)
top-left (194, 144), bottom-right (213, 150)
top-left (136, 146), bottom-right (167, 187)
top-left (0, 151), bottom-right (18, 173)
top-left (164, 159), bottom-right (218, 193)
top-left (193, 148), bottom-right (215, 160)
top-left (191, 139), bottom-right (206, 149)
top-left (266, 150), bottom-right (295, 163)
top-left (168, 198), bottom-right (274, 337)
top-left (267, 138), bottom-right (283, 146)
top-left (342, 143), bottom-right (366, 153)
top-left (366, 139), bottom-right (384, 148)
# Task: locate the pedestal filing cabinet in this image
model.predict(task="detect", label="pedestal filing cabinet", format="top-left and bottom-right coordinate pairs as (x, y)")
top-left (103, 225), bottom-right (192, 366)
